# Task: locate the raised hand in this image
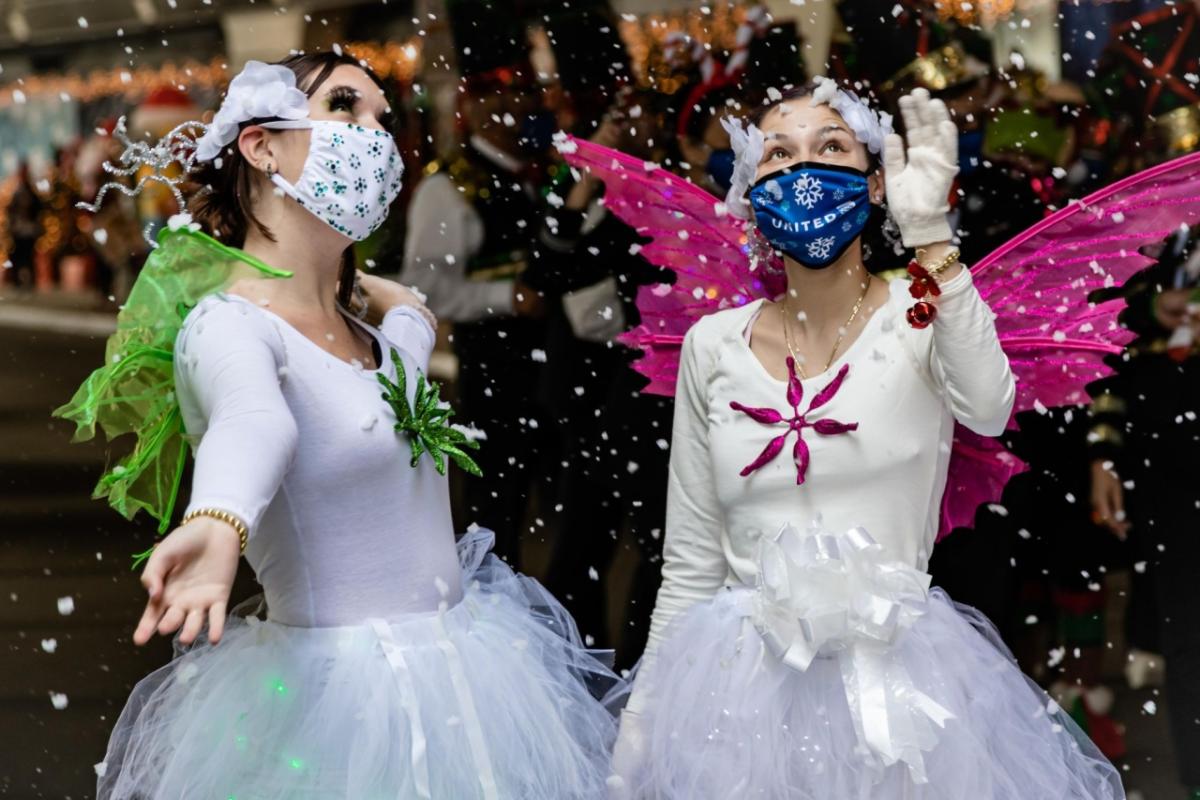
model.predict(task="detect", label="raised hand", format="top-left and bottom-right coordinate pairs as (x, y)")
top-left (133, 516), bottom-right (242, 646)
top-left (883, 88), bottom-right (959, 248)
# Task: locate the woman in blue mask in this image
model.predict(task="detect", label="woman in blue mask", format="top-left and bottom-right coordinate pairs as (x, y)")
top-left (607, 77), bottom-right (1125, 799)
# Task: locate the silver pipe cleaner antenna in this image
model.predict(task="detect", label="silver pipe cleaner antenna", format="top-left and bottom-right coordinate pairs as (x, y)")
top-left (77, 116), bottom-right (209, 216)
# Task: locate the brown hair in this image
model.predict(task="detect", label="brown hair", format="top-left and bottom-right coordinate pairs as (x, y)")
top-left (189, 52), bottom-right (392, 307)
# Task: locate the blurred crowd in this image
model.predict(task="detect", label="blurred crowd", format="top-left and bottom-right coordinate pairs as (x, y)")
top-left (2, 0), bottom-right (1200, 791)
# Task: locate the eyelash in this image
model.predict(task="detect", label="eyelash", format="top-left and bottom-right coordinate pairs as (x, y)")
top-left (327, 88), bottom-right (358, 113)
top-left (764, 140), bottom-right (845, 162)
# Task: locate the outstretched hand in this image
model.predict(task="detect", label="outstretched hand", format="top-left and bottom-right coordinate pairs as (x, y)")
top-left (133, 517), bottom-right (241, 646)
top-left (883, 88), bottom-right (959, 248)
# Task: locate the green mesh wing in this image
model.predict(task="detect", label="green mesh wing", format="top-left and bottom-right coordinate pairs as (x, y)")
top-left (53, 226), bottom-right (291, 535)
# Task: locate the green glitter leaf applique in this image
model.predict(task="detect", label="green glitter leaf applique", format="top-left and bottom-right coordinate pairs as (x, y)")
top-left (376, 348), bottom-right (482, 477)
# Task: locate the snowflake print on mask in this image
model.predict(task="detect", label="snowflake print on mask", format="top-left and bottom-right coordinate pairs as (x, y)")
top-left (792, 172), bottom-right (824, 210)
top-left (807, 236), bottom-right (837, 261)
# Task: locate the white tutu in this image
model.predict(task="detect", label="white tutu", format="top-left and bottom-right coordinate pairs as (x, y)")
top-left (620, 528), bottom-right (1125, 799)
top-left (97, 530), bottom-right (620, 799)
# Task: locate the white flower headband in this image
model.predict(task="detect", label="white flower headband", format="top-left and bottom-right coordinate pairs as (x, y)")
top-left (722, 76), bottom-right (894, 220)
top-left (808, 76), bottom-right (894, 157)
top-left (193, 60), bottom-right (311, 162)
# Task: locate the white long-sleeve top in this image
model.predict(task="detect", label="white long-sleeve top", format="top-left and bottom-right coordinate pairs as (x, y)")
top-left (174, 292), bottom-right (464, 627)
top-left (630, 270), bottom-right (1014, 711)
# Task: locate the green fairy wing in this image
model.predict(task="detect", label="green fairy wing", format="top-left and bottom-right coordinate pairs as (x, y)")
top-left (53, 226), bottom-right (291, 535)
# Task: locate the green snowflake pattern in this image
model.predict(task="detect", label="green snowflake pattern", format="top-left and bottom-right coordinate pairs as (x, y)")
top-left (377, 348), bottom-right (482, 477)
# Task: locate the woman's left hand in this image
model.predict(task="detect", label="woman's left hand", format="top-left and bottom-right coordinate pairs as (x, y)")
top-left (883, 88), bottom-right (959, 248)
top-left (356, 272), bottom-right (437, 330)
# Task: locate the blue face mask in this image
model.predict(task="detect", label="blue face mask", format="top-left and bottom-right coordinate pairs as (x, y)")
top-left (706, 148), bottom-right (736, 193)
top-left (748, 162), bottom-right (873, 269)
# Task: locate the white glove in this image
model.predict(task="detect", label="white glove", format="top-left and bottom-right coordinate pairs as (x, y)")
top-left (607, 709), bottom-right (647, 800)
top-left (883, 88), bottom-right (959, 248)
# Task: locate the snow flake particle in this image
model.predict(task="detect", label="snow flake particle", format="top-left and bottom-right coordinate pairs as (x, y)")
top-left (57, 596), bottom-right (74, 616)
top-left (1048, 646), bottom-right (1066, 667)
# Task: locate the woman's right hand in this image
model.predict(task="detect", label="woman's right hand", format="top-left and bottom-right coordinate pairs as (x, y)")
top-left (133, 517), bottom-right (241, 646)
top-left (1089, 459), bottom-right (1130, 540)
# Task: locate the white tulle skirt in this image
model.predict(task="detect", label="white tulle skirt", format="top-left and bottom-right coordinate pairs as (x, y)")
top-left (96, 530), bottom-right (620, 799)
top-left (621, 586), bottom-right (1125, 799)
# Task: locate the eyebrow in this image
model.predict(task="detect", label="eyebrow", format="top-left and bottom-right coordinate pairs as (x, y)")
top-left (765, 124), bottom-right (851, 141)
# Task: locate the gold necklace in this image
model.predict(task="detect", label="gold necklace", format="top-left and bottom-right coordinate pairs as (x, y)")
top-left (780, 277), bottom-right (872, 379)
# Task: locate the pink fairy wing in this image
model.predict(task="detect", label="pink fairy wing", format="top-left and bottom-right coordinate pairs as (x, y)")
top-left (561, 138), bottom-right (785, 396)
top-left (973, 151), bottom-right (1200, 414)
top-left (940, 429), bottom-right (1028, 540)
top-left (941, 152), bottom-right (1200, 539)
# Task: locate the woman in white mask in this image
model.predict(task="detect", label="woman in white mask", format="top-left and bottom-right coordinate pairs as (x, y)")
top-left (68, 52), bottom-right (619, 799)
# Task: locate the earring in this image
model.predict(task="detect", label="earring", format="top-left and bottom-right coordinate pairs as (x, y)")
top-left (264, 163), bottom-right (276, 178)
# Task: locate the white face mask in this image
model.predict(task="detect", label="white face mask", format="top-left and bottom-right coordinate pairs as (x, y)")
top-left (265, 119), bottom-right (404, 242)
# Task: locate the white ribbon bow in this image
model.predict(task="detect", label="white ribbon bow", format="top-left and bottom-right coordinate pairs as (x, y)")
top-left (752, 523), bottom-right (954, 784)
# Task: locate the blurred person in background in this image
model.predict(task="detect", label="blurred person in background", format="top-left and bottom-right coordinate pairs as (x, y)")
top-left (1088, 223), bottom-right (1200, 799)
top-left (527, 85), bottom-right (677, 666)
top-left (399, 3), bottom-right (557, 568)
top-left (3, 160), bottom-right (42, 289)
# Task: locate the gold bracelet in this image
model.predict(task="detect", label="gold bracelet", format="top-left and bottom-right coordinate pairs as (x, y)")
top-left (182, 507), bottom-right (249, 553)
top-left (915, 247), bottom-right (961, 277)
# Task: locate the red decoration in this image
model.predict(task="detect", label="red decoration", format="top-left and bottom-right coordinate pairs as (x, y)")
top-left (905, 259), bottom-right (942, 328)
top-left (906, 301), bottom-right (937, 329)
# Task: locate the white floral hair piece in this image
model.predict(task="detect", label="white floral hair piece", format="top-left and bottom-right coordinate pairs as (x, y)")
top-left (721, 115), bottom-right (765, 221)
top-left (809, 76), bottom-right (893, 156)
top-left (193, 60), bottom-right (311, 162)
